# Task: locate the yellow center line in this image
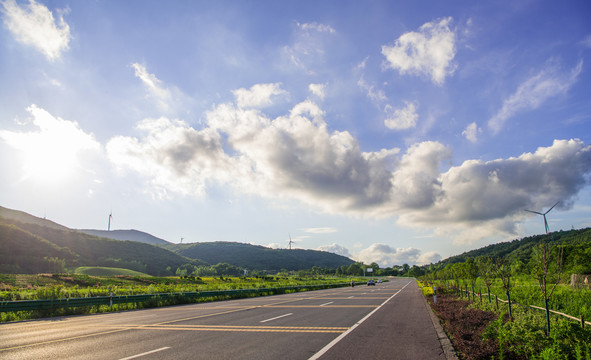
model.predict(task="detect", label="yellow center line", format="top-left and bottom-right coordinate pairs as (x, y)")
top-left (96, 324), bottom-right (349, 330)
top-left (126, 326), bottom-right (345, 333)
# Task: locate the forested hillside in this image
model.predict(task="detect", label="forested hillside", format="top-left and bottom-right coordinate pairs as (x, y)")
top-left (163, 242), bottom-right (354, 271)
top-left (0, 218), bottom-right (189, 275)
top-left (0, 206), bottom-right (356, 275)
top-left (426, 227), bottom-right (591, 275)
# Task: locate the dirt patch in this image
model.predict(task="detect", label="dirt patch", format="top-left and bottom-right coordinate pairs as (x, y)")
top-left (428, 293), bottom-right (518, 360)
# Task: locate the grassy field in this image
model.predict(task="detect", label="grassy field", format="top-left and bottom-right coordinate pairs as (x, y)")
top-left (0, 273), bottom-right (364, 322)
top-left (447, 276), bottom-right (591, 321)
top-left (74, 266), bottom-right (150, 277)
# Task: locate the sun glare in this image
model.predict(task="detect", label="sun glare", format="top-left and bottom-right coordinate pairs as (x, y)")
top-left (1, 105), bottom-right (100, 185)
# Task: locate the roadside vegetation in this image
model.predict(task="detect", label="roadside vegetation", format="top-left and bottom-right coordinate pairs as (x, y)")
top-left (0, 272), bottom-right (367, 322)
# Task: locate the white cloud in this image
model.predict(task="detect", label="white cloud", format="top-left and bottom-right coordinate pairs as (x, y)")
top-left (356, 243), bottom-right (441, 267)
top-left (1, 0), bottom-right (71, 61)
top-left (384, 102), bottom-right (418, 130)
top-left (462, 122), bottom-right (481, 143)
top-left (308, 83), bottom-right (326, 100)
top-left (301, 227), bottom-right (338, 234)
top-left (107, 83), bottom-right (591, 243)
top-left (317, 243), bottom-right (351, 258)
top-left (232, 83), bottom-right (287, 108)
top-left (132, 63), bottom-right (172, 110)
top-left (581, 35), bottom-right (591, 48)
top-left (283, 21), bottom-right (336, 73)
top-left (488, 60), bottom-right (583, 134)
top-left (106, 117), bottom-right (236, 199)
top-left (297, 22), bottom-right (335, 34)
top-left (398, 139), bottom-right (591, 243)
top-left (357, 76), bottom-right (387, 103)
top-left (382, 17), bottom-right (456, 85)
top-left (206, 98), bottom-right (400, 213)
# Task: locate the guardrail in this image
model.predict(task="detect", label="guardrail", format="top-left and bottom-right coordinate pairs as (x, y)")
top-left (0, 283), bottom-right (350, 313)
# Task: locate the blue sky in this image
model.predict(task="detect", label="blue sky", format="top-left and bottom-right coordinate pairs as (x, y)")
top-left (1, 0), bottom-right (590, 267)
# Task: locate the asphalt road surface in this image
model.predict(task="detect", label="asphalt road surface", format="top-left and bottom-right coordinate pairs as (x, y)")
top-left (0, 278), bottom-right (450, 359)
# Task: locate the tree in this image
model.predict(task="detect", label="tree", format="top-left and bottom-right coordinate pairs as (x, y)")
top-left (477, 256), bottom-right (496, 303)
top-left (465, 258), bottom-right (479, 301)
top-left (402, 263), bottom-right (410, 274)
top-left (533, 242), bottom-right (564, 335)
top-left (409, 265), bottom-right (424, 277)
top-left (496, 257), bottom-right (513, 319)
top-left (452, 262), bottom-right (467, 298)
top-left (347, 263), bottom-right (364, 276)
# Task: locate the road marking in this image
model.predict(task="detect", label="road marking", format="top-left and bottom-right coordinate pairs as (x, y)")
top-left (119, 347), bottom-right (170, 360)
top-left (309, 281), bottom-right (412, 360)
top-left (123, 325), bottom-right (345, 333)
top-left (319, 301), bottom-right (334, 306)
top-left (260, 313), bottom-right (293, 323)
top-left (347, 296), bottom-right (354, 299)
top-left (264, 305), bottom-right (377, 308)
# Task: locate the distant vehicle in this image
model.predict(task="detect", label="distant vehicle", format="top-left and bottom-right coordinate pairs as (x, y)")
top-left (367, 279), bottom-right (375, 286)
top-left (378, 279), bottom-right (382, 284)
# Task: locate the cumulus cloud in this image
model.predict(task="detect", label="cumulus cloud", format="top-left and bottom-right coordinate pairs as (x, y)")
top-left (233, 83), bottom-right (287, 108)
top-left (398, 139), bottom-right (591, 243)
top-left (206, 93), bottom-right (399, 212)
top-left (1, 0), bottom-right (71, 61)
top-left (382, 17), bottom-right (456, 85)
top-left (106, 117), bottom-right (236, 199)
top-left (384, 102), bottom-right (418, 130)
top-left (317, 243), bottom-right (351, 258)
top-left (108, 83), bottom-right (591, 242)
top-left (308, 83), bottom-right (326, 100)
top-left (462, 122), bottom-right (481, 143)
top-left (356, 243), bottom-right (441, 267)
top-left (488, 60), bottom-right (583, 134)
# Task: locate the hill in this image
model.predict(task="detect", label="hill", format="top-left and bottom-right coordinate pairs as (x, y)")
top-left (0, 222), bottom-right (78, 273)
top-left (0, 217), bottom-right (190, 276)
top-left (163, 241), bottom-right (355, 271)
top-left (428, 227), bottom-right (591, 275)
top-left (78, 229), bottom-right (170, 245)
top-left (1, 205), bottom-right (357, 274)
top-left (0, 206), bottom-right (69, 231)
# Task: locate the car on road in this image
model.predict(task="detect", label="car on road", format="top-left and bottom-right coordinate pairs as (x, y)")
top-left (367, 279), bottom-right (375, 286)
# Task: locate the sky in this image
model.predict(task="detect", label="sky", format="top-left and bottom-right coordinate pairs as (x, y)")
top-left (1, 0), bottom-right (590, 267)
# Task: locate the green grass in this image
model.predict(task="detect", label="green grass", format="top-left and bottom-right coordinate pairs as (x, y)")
top-left (0, 273), bottom-right (365, 322)
top-left (74, 266), bottom-right (150, 277)
top-left (434, 275), bottom-right (591, 321)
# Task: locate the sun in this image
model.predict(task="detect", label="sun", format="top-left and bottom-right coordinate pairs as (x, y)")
top-left (0, 105), bottom-right (101, 185)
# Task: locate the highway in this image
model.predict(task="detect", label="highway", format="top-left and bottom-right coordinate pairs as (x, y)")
top-left (0, 278), bottom-right (449, 359)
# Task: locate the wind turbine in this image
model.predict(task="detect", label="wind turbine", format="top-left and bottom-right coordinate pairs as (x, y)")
top-left (108, 212), bottom-right (113, 231)
top-left (288, 233), bottom-right (294, 250)
top-left (525, 201), bottom-right (559, 235)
